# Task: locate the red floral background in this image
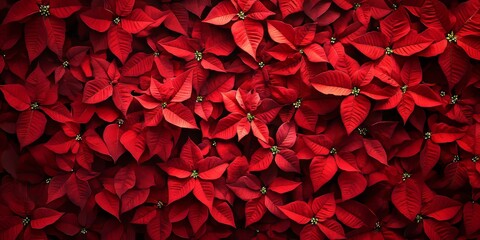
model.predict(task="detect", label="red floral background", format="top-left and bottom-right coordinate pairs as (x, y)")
top-left (0, 0), bottom-right (479, 239)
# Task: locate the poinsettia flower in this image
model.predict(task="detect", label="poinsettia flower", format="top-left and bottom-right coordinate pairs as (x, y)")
top-left (375, 59), bottom-right (442, 123)
top-left (46, 50), bottom-right (89, 103)
top-left (457, 122), bottom-right (480, 168)
top-left (54, 204), bottom-right (103, 240)
top-left (82, 57), bottom-right (139, 116)
top-left (336, 200), bottom-right (405, 240)
top-left (300, 122), bottom-right (362, 192)
top-left (42, 46), bottom-right (90, 84)
top-left (418, 0), bottom-right (480, 89)
top-left (351, 8), bottom-right (433, 61)
top-left (237, 42), bottom-right (306, 95)
top-left (203, 0), bottom-right (275, 59)
top-left (314, 15), bottom-right (366, 70)
top-left (267, 21), bottom-right (327, 63)
top-left (0, 66), bottom-right (71, 148)
top-left (80, 0), bottom-right (154, 63)
top-left (279, 193), bottom-right (346, 239)
top-left (3, 0), bottom-right (82, 61)
top-left (333, 0), bottom-right (391, 25)
top-left (348, 115), bottom-right (404, 167)
top-left (393, 114), bottom-right (468, 176)
top-left (0, 42), bottom-right (30, 80)
top-left (193, 73), bottom-right (235, 120)
top-left (0, 23), bottom-right (23, 75)
top-left (232, 215), bottom-right (290, 239)
top-left (462, 191), bottom-right (480, 237)
top-left (131, 189), bottom-right (172, 240)
top-left (311, 60), bottom-right (394, 134)
top-left (369, 0), bottom-right (425, 16)
top-left (228, 170), bottom-right (301, 226)
top-left (402, 189), bottom-right (461, 239)
top-left (44, 122), bottom-right (110, 170)
top-left (159, 138), bottom-right (229, 209)
top-left (238, 40), bottom-right (276, 73)
top-left (144, 37), bottom-right (176, 79)
top-left (248, 122), bottom-right (300, 173)
top-left (46, 164), bottom-right (93, 209)
top-left (135, 70), bottom-right (198, 129)
top-left (160, 23), bottom-right (235, 73)
top-left (434, 73), bottom-right (479, 124)
top-left (271, 74), bottom-right (341, 132)
top-left (0, 181), bottom-right (64, 240)
top-left (214, 89), bottom-right (281, 143)
top-left (433, 144), bottom-right (474, 190)
top-left (198, 120), bottom-right (242, 162)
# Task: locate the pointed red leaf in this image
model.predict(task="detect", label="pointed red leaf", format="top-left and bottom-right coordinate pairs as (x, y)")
top-left (340, 95), bottom-right (371, 135)
top-left (121, 52), bottom-right (154, 77)
top-left (249, 149), bottom-right (273, 172)
top-left (231, 19), bottom-right (263, 59)
top-left (31, 208), bottom-right (64, 229)
top-left (114, 167), bottom-right (136, 197)
top-left (278, 0), bottom-right (304, 18)
top-left (103, 124), bottom-right (126, 162)
top-left (278, 201), bottom-right (312, 224)
top-left (65, 175), bottom-right (91, 208)
top-left (121, 189), bottom-right (150, 213)
top-left (82, 79), bottom-right (113, 104)
top-left (80, 8), bottom-right (113, 32)
top-left (336, 201), bottom-right (377, 229)
top-left (193, 180), bottom-right (215, 209)
top-left (211, 201), bottom-right (236, 227)
top-left (267, 20), bottom-right (295, 48)
top-left (44, 17), bottom-right (65, 57)
top-left (47, 174), bottom-right (69, 204)
top-left (275, 149), bottom-right (300, 173)
top-left (0, 84), bottom-right (30, 111)
top-left (214, 113), bottom-right (243, 140)
top-left (351, 32), bottom-right (388, 60)
top-left (363, 138), bottom-right (388, 165)
top-left (311, 70), bottom-right (352, 96)
top-left (188, 203), bottom-right (208, 233)
top-left (25, 17), bottom-right (47, 61)
top-left (310, 156), bottom-right (337, 191)
top-left (338, 172), bottom-right (367, 201)
top-left (108, 26), bottom-right (132, 63)
top-left (3, 0), bottom-right (39, 23)
top-left (16, 110), bottom-right (46, 148)
top-left (439, 44), bottom-right (469, 89)
top-left (318, 219), bottom-right (346, 240)
top-left (391, 179), bottom-right (421, 220)
top-left (269, 177), bottom-right (301, 194)
top-left (245, 197), bottom-right (267, 227)
top-left (203, 1), bottom-right (237, 25)
top-left (121, 9), bottom-right (153, 34)
top-left (163, 103), bottom-right (198, 129)
top-left (131, 206), bottom-right (157, 224)
top-left (168, 178), bottom-right (195, 204)
top-left (95, 190), bottom-right (120, 220)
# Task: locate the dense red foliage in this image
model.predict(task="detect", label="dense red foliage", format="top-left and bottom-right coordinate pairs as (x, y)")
top-left (0, 0), bottom-right (480, 239)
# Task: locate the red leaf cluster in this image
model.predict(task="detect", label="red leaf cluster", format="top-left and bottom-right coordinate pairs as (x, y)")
top-left (0, 0), bottom-right (480, 239)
